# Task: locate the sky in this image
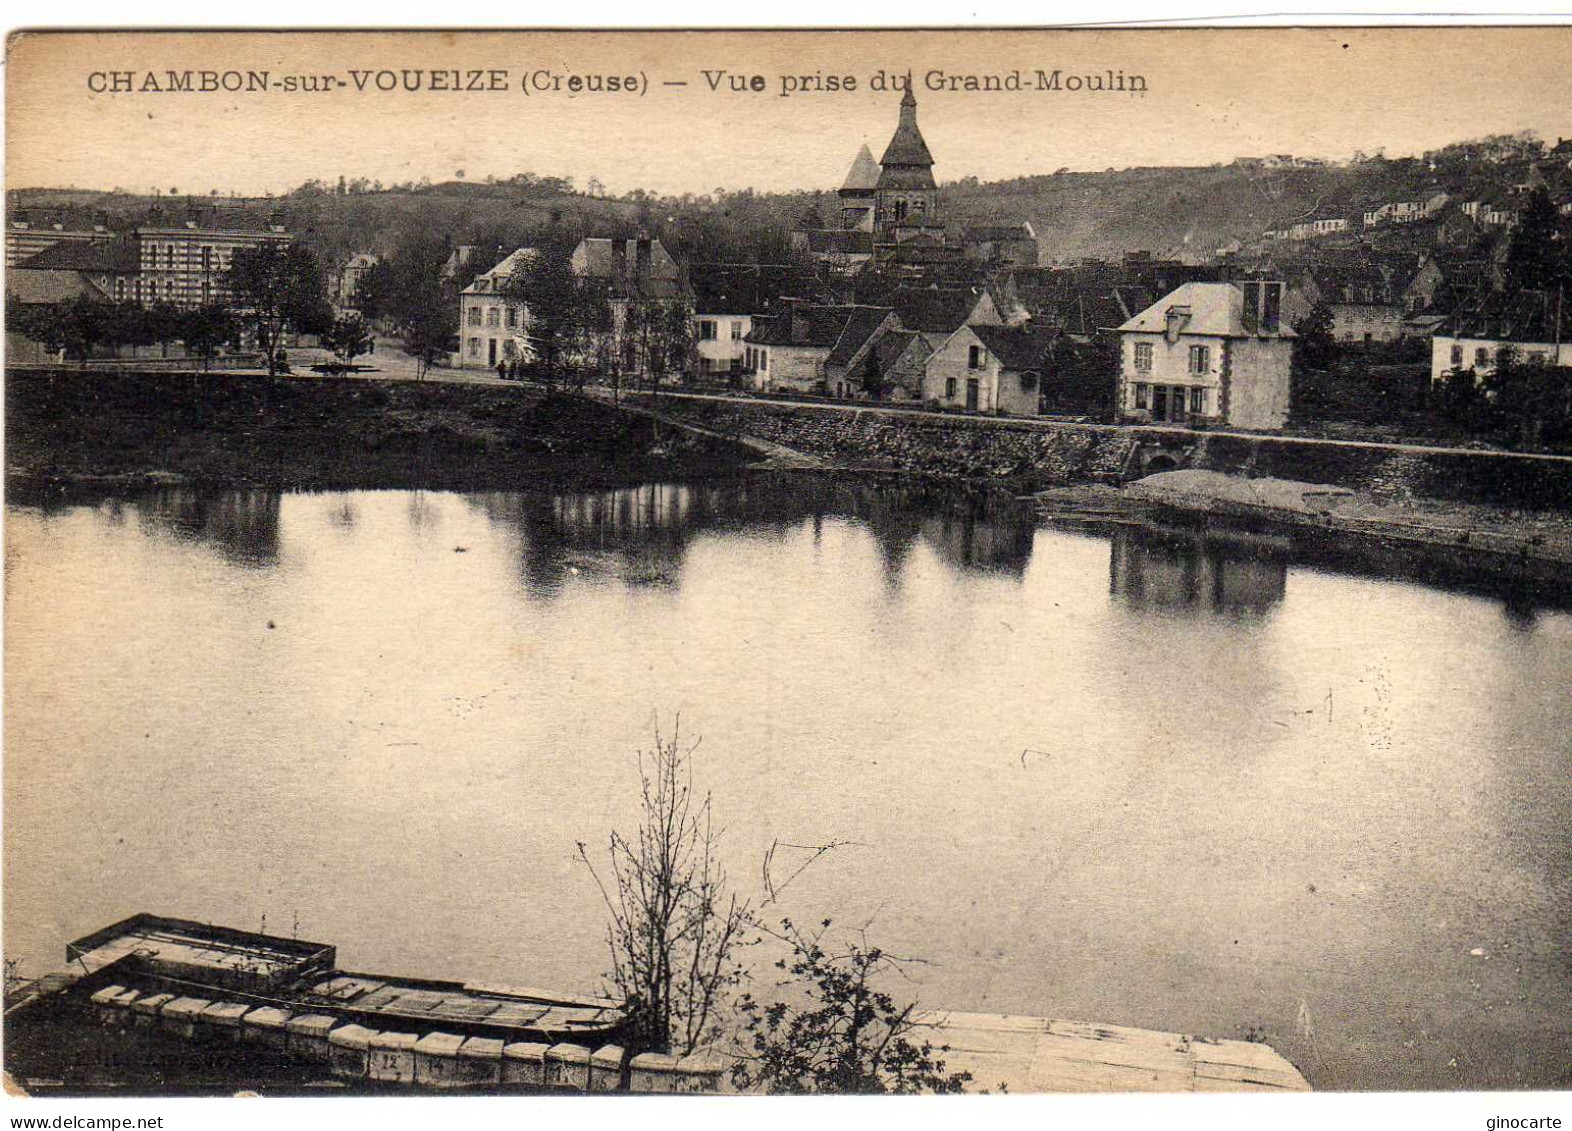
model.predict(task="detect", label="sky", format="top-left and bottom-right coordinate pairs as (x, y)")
top-left (7, 27), bottom-right (1572, 199)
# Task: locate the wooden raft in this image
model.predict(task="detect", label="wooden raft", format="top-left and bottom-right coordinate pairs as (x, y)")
top-left (911, 1011), bottom-right (1312, 1093)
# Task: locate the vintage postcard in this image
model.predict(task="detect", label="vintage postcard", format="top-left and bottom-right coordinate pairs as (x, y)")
top-left (3, 25), bottom-right (1569, 1112)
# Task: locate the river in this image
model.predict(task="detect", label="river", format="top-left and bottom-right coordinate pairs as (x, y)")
top-left (4, 475), bottom-right (1568, 1090)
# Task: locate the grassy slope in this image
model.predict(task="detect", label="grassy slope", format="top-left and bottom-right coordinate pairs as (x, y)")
top-left (5, 370), bottom-right (754, 491)
top-left (12, 151), bottom-right (1478, 265)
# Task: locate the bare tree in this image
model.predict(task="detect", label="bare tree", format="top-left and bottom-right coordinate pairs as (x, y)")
top-left (576, 722), bottom-right (754, 1058)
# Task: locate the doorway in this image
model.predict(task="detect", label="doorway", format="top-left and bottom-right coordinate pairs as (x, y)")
top-left (966, 379), bottom-right (980, 411)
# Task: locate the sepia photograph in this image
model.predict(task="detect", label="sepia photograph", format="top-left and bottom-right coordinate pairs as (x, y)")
top-left (2, 19), bottom-right (1569, 1119)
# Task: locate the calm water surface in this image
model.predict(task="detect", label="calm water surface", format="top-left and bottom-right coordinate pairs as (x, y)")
top-left (5, 476), bottom-right (1568, 1090)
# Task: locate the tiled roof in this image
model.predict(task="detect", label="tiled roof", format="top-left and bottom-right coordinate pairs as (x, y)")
top-left (962, 223), bottom-right (1036, 242)
top-left (745, 302), bottom-right (884, 350)
top-left (573, 237), bottom-right (682, 282)
top-left (1120, 282), bottom-right (1293, 339)
top-left (801, 229), bottom-right (874, 255)
top-left (690, 264), bottom-right (818, 316)
top-left (840, 144), bottom-right (881, 193)
top-left (971, 324), bottom-right (1060, 370)
top-left (6, 266), bottom-right (111, 304)
top-left (19, 237), bottom-right (139, 272)
top-left (889, 286), bottom-right (989, 334)
top-left (8, 206), bottom-right (119, 232)
top-left (1442, 289), bottom-right (1571, 344)
top-left (879, 89), bottom-right (935, 169)
top-left (865, 329), bottom-right (928, 373)
top-left (462, 247), bottom-right (539, 293)
top-left (136, 207), bottom-right (287, 233)
top-left (826, 306), bottom-right (894, 367)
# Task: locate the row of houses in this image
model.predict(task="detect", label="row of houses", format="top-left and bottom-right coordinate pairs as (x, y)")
top-left (1265, 160), bottom-right (1572, 247)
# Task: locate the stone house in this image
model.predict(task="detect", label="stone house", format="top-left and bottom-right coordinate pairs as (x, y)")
top-left (1116, 281), bottom-right (1294, 430)
top-left (850, 329), bottom-right (934, 401)
top-left (5, 266), bottom-right (110, 361)
top-left (457, 247), bottom-right (537, 369)
top-left (961, 223), bottom-right (1039, 267)
top-left (922, 323), bottom-right (1056, 416)
top-left (1430, 290), bottom-right (1572, 384)
top-left (332, 253), bottom-right (378, 312)
top-left (689, 264), bottom-right (816, 382)
top-left (743, 300), bottom-right (893, 394)
top-left (570, 236), bottom-right (690, 376)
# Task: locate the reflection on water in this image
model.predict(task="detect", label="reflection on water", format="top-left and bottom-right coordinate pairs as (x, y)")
top-left (124, 489), bottom-right (283, 569)
top-left (1110, 525), bottom-right (1289, 616)
top-left (5, 474), bottom-right (1570, 1093)
top-left (460, 478), bottom-right (1038, 594)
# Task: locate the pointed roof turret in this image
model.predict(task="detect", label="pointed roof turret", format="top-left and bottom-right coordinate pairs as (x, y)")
top-left (879, 88), bottom-right (934, 169)
top-left (840, 143), bottom-right (881, 193)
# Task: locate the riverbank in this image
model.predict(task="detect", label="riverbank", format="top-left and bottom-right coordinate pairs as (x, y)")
top-left (4, 369), bottom-right (757, 493)
top-left (1034, 470), bottom-right (1572, 590)
top-left (630, 392), bottom-right (1572, 513)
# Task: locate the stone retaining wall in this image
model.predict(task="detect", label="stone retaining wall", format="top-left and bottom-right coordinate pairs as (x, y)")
top-left (643, 397), bottom-right (1572, 513)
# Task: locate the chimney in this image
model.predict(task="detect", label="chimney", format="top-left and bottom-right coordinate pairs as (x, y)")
top-left (635, 235), bottom-right (652, 281)
top-left (784, 297), bottom-right (809, 343)
top-left (1242, 281), bottom-right (1261, 333)
top-left (1261, 281), bottom-right (1282, 333)
top-left (1164, 306), bottom-right (1190, 344)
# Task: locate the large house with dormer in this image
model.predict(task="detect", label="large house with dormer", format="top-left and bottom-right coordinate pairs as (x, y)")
top-left (458, 248), bottom-right (537, 369)
top-left (1117, 281), bottom-right (1295, 430)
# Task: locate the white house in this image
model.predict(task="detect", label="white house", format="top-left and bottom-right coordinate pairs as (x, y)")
top-left (921, 324), bottom-right (1055, 415)
top-left (1116, 281), bottom-right (1295, 431)
top-left (458, 248), bottom-right (537, 369)
top-left (1430, 291), bottom-right (1572, 384)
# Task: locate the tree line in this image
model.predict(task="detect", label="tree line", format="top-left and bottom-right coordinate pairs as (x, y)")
top-left (356, 233), bottom-right (697, 389)
top-left (8, 242), bottom-right (375, 377)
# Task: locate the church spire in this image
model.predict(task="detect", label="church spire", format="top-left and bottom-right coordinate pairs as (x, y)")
top-left (840, 142), bottom-right (881, 193)
top-left (879, 87), bottom-right (934, 170)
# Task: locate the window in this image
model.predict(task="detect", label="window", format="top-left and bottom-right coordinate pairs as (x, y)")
top-left (468, 337), bottom-right (481, 357)
top-left (895, 200), bottom-right (909, 221)
top-left (166, 246), bottom-right (174, 269)
top-left (1450, 344), bottom-right (1464, 366)
top-left (731, 321), bottom-right (744, 340)
top-left (699, 320), bottom-right (717, 341)
top-left (1188, 345), bottom-right (1209, 374)
top-left (1019, 371), bottom-right (1038, 391)
top-left (1189, 387), bottom-right (1207, 414)
top-left (201, 246), bottom-right (212, 270)
top-left (945, 377), bottom-right (957, 398)
top-left (968, 345), bottom-right (984, 369)
top-left (759, 350), bottom-right (768, 372)
top-left (486, 308), bottom-right (500, 328)
top-left (1134, 383), bottom-right (1149, 409)
top-left (506, 307), bottom-right (518, 329)
top-left (134, 280), bottom-right (143, 302)
top-left (115, 278), bottom-right (125, 300)
top-left (1134, 342), bottom-right (1153, 372)
top-left (1475, 347), bottom-right (1491, 367)
top-left (468, 307), bottom-right (481, 327)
